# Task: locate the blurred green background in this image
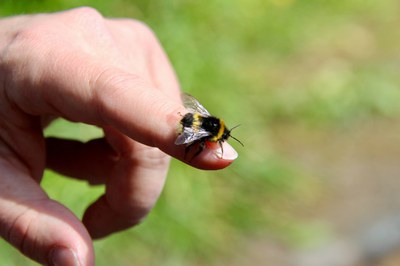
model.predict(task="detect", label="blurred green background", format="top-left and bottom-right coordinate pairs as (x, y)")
top-left (2, 0), bottom-right (400, 265)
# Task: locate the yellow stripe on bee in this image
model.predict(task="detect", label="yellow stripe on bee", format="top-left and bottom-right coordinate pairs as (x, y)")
top-left (177, 123), bottom-right (183, 133)
top-left (192, 113), bottom-right (202, 131)
top-left (209, 119), bottom-right (225, 142)
top-left (217, 119), bottom-right (225, 139)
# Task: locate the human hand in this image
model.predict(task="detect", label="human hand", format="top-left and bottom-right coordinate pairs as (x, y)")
top-left (0, 7), bottom-right (237, 266)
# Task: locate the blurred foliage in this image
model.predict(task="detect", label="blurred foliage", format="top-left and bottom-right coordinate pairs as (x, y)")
top-left (1, 0), bottom-right (400, 265)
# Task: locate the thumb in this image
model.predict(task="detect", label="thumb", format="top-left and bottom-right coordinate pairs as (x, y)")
top-left (0, 159), bottom-right (94, 265)
top-left (90, 69), bottom-right (238, 169)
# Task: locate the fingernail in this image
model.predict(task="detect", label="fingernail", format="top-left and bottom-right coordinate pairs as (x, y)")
top-left (49, 247), bottom-right (80, 266)
top-left (213, 143), bottom-right (238, 160)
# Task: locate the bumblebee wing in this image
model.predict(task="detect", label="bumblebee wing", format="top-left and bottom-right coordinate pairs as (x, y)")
top-left (175, 127), bottom-right (211, 145)
top-left (182, 93), bottom-right (211, 116)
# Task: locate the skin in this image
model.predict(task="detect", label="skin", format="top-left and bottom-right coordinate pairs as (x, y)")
top-left (0, 7), bottom-right (237, 266)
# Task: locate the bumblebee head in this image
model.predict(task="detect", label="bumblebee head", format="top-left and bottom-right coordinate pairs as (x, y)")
top-left (226, 125), bottom-right (244, 147)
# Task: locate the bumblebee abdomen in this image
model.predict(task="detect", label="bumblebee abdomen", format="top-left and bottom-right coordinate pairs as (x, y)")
top-left (180, 113), bottom-right (204, 132)
top-left (181, 113), bottom-right (194, 127)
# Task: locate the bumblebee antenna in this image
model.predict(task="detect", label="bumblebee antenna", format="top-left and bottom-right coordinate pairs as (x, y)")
top-left (229, 125), bottom-right (244, 147)
top-left (230, 124), bottom-right (241, 131)
top-left (230, 135), bottom-right (244, 147)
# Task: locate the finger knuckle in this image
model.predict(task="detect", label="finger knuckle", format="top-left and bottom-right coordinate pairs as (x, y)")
top-left (122, 19), bottom-right (158, 44)
top-left (109, 193), bottom-right (155, 226)
top-left (66, 6), bottom-right (104, 22)
top-left (138, 146), bottom-right (171, 170)
top-left (7, 24), bottom-right (46, 52)
top-left (5, 207), bottom-right (39, 257)
top-left (107, 149), bottom-right (170, 222)
top-left (90, 68), bottom-right (148, 124)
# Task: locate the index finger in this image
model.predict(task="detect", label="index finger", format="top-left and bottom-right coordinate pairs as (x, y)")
top-left (91, 68), bottom-right (238, 169)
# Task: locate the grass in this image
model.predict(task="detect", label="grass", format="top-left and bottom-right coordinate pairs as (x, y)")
top-left (1, 0), bottom-right (400, 265)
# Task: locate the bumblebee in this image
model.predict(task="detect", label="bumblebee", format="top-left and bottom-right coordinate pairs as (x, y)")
top-left (175, 93), bottom-right (243, 160)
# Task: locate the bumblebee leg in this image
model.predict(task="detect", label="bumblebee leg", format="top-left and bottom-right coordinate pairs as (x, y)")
top-left (218, 141), bottom-right (224, 159)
